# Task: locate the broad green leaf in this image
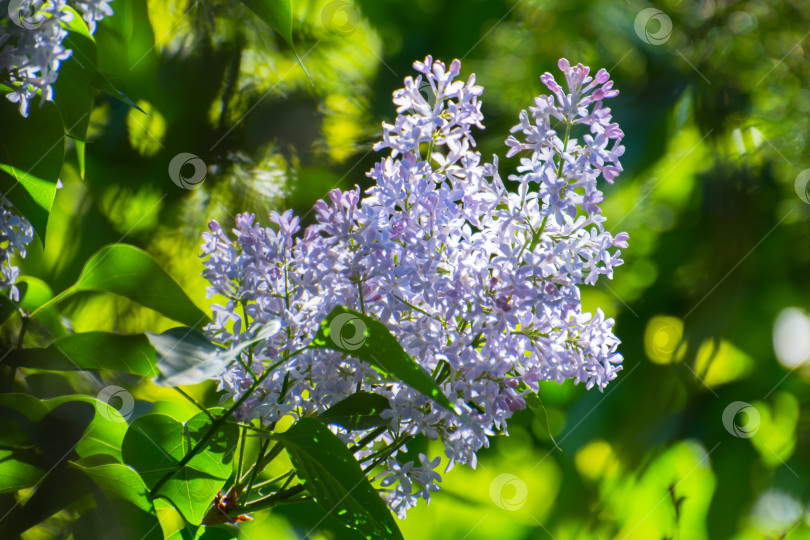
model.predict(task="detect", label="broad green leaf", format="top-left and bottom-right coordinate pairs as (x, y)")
top-left (239, 0), bottom-right (311, 82)
top-left (0, 393), bottom-right (50, 421)
top-left (148, 321), bottom-right (280, 387)
top-left (122, 410), bottom-right (238, 524)
top-left (0, 451), bottom-right (43, 494)
top-left (319, 392), bottom-right (391, 431)
top-left (17, 275), bottom-right (54, 311)
top-left (45, 395), bottom-right (130, 460)
top-left (71, 464), bottom-right (163, 540)
top-left (278, 418), bottom-right (403, 540)
top-left (8, 332), bottom-right (157, 376)
top-left (0, 464), bottom-right (93, 537)
top-left (73, 463), bottom-right (153, 512)
top-left (312, 306), bottom-right (460, 416)
top-left (72, 501), bottom-right (163, 540)
top-left (32, 244), bottom-right (210, 328)
top-left (0, 95), bottom-right (64, 241)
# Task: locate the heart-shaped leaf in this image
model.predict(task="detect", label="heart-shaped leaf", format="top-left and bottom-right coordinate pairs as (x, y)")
top-left (122, 410), bottom-right (238, 524)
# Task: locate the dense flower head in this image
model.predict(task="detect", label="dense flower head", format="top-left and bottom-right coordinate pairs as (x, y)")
top-left (202, 56), bottom-right (628, 517)
top-left (0, 198), bottom-right (34, 302)
top-left (0, 0), bottom-right (114, 117)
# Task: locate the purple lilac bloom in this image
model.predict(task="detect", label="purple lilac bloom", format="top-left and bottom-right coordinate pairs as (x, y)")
top-left (1, 0), bottom-right (114, 117)
top-left (0, 198), bottom-right (34, 302)
top-left (201, 56), bottom-right (628, 517)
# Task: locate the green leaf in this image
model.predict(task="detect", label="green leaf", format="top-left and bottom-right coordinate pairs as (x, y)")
top-left (0, 95), bottom-right (65, 241)
top-left (0, 464), bottom-right (94, 538)
top-left (148, 321), bottom-right (280, 387)
top-left (8, 332), bottom-right (157, 376)
top-left (525, 392), bottom-right (560, 451)
top-left (241, 0), bottom-right (293, 46)
top-left (239, 0), bottom-right (312, 82)
top-left (122, 410), bottom-right (238, 524)
top-left (32, 244), bottom-right (210, 328)
top-left (312, 306), bottom-right (460, 416)
top-left (73, 462), bottom-right (153, 512)
top-left (44, 395), bottom-right (130, 460)
top-left (0, 451), bottom-right (43, 494)
top-left (17, 275), bottom-right (54, 311)
top-left (319, 392), bottom-right (391, 431)
top-left (278, 418), bottom-right (403, 540)
top-left (71, 463), bottom-right (163, 540)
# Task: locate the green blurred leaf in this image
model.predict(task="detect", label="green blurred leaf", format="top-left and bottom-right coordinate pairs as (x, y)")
top-left (0, 96), bottom-right (64, 242)
top-left (8, 332), bottom-right (157, 376)
top-left (312, 306), bottom-right (459, 416)
top-left (32, 244), bottom-right (210, 328)
top-left (17, 275), bottom-right (54, 311)
top-left (239, 0), bottom-right (311, 82)
top-left (122, 410), bottom-right (238, 525)
top-left (278, 417), bottom-right (403, 540)
top-left (319, 392), bottom-right (391, 430)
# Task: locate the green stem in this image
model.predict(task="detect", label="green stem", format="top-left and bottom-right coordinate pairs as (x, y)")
top-left (240, 438), bottom-right (269, 505)
top-left (240, 484), bottom-right (306, 514)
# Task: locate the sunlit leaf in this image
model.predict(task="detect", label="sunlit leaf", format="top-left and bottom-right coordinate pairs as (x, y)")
top-left (8, 332), bottom-right (157, 376)
top-left (0, 95), bottom-right (64, 241)
top-left (122, 410), bottom-right (238, 525)
top-left (31, 244), bottom-right (210, 328)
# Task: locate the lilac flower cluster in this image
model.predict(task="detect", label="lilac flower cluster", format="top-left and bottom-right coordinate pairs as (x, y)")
top-left (0, 0), bottom-right (114, 117)
top-left (0, 198), bottom-right (34, 302)
top-left (201, 57), bottom-right (627, 517)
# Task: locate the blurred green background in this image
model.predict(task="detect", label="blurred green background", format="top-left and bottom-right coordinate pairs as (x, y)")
top-left (8, 0), bottom-right (810, 538)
